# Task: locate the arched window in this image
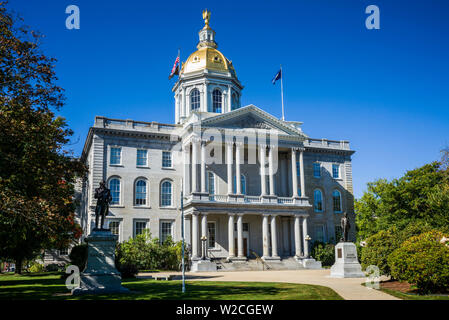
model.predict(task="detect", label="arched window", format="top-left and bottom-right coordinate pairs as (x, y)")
top-left (212, 89), bottom-right (222, 113)
top-left (190, 88), bottom-right (200, 110)
top-left (109, 178), bottom-right (120, 205)
top-left (314, 189), bottom-right (323, 212)
top-left (135, 179), bottom-right (147, 206)
top-left (333, 190), bottom-right (342, 213)
top-left (232, 93), bottom-right (239, 110)
top-left (161, 180), bottom-right (172, 207)
top-left (233, 174), bottom-right (246, 195)
top-left (207, 172), bottom-right (215, 195)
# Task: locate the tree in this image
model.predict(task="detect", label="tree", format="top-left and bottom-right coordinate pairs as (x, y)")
top-left (355, 162), bottom-right (449, 241)
top-left (0, 3), bottom-right (86, 273)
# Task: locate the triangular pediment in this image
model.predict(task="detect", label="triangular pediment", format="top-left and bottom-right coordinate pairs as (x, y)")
top-left (199, 105), bottom-right (307, 137)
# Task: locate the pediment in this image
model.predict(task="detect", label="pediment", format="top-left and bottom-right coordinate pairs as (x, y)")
top-left (199, 105), bottom-right (307, 138)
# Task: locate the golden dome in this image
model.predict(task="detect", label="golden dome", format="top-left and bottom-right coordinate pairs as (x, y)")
top-left (181, 47), bottom-right (236, 76)
top-left (180, 9), bottom-right (238, 78)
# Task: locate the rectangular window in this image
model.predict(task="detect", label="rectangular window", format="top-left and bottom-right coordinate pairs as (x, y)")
top-left (208, 222), bottom-right (216, 248)
top-left (160, 221), bottom-right (173, 243)
top-left (110, 147), bottom-right (121, 165)
top-left (207, 172), bottom-right (215, 195)
top-left (315, 225), bottom-right (325, 242)
top-left (162, 151), bottom-right (172, 168)
top-left (313, 163), bottom-right (321, 178)
top-left (235, 222), bottom-right (249, 232)
top-left (332, 164), bottom-right (340, 179)
top-left (134, 220), bottom-right (148, 237)
top-left (136, 149), bottom-right (148, 167)
top-left (109, 221), bottom-right (120, 236)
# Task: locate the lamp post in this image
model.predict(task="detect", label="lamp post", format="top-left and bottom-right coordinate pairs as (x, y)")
top-left (201, 236), bottom-right (208, 260)
top-left (181, 179), bottom-right (185, 294)
top-left (305, 234), bottom-right (311, 258)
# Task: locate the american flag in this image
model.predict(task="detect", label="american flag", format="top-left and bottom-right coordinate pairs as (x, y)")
top-left (169, 55), bottom-right (180, 79)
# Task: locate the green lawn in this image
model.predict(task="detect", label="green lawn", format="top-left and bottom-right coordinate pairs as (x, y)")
top-left (0, 273), bottom-right (343, 300)
top-left (379, 288), bottom-right (449, 300)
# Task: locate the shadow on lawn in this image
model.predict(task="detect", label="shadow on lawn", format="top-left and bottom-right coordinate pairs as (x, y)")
top-left (74, 281), bottom-right (284, 300)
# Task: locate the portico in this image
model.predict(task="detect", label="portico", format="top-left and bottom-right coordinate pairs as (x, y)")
top-left (182, 124), bottom-right (314, 262)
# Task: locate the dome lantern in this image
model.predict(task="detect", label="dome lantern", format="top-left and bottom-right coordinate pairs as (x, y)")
top-left (197, 9), bottom-right (217, 49)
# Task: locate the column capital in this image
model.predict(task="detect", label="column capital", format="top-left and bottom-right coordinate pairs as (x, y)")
top-left (236, 213), bottom-right (245, 217)
top-left (191, 136), bottom-right (201, 144)
top-left (225, 141), bottom-right (234, 147)
top-left (269, 144), bottom-right (277, 150)
top-left (260, 143), bottom-right (267, 149)
top-left (262, 213), bottom-right (271, 217)
top-left (235, 141), bottom-right (244, 148)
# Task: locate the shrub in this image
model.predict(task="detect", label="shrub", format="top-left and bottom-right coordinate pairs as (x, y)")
top-left (28, 261), bottom-right (45, 273)
top-left (388, 230), bottom-right (449, 294)
top-left (115, 232), bottom-right (184, 272)
top-left (118, 262), bottom-right (139, 278)
top-left (69, 244), bottom-right (88, 271)
top-left (45, 263), bottom-right (62, 272)
top-left (311, 242), bottom-right (335, 266)
top-left (361, 222), bottom-right (433, 276)
top-left (361, 228), bottom-right (398, 276)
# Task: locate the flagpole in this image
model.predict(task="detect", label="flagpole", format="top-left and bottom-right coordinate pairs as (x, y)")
top-left (280, 64), bottom-right (285, 121)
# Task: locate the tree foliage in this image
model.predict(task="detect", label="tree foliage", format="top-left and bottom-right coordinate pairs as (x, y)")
top-left (0, 3), bottom-right (86, 273)
top-left (355, 162), bottom-right (449, 241)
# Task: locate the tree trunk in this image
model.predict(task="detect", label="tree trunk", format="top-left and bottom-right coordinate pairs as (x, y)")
top-left (15, 257), bottom-right (23, 274)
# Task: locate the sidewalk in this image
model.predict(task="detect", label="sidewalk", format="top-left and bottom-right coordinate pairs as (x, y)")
top-left (138, 269), bottom-right (399, 300)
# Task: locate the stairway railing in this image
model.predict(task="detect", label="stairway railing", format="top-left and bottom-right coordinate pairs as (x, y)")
top-left (250, 250), bottom-right (271, 271)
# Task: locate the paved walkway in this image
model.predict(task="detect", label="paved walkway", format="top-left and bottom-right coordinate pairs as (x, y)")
top-left (138, 269), bottom-right (399, 300)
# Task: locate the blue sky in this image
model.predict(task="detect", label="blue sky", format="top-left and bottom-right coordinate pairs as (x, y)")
top-left (6, 0), bottom-right (449, 199)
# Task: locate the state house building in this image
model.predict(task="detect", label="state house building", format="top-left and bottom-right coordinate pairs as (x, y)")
top-left (76, 12), bottom-right (356, 267)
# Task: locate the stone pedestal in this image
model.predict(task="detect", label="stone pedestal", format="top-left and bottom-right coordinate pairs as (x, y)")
top-left (72, 230), bottom-right (129, 295)
top-left (330, 242), bottom-right (365, 278)
top-left (299, 258), bottom-right (322, 269)
top-left (191, 259), bottom-right (217, 272)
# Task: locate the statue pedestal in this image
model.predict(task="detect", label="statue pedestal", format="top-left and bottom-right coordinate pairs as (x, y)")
top-left (191, 259), bottom-right (217, 272)
top-left (72, 230), bottom-right (129, 295)
top-left (330, 242), bottom-right (365, 278)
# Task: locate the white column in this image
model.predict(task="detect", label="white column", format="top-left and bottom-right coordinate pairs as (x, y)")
top-left (183, 143), bottom-right (190, 195)
top-left (268, 145), bottom-right (275, 196)
top-left (228, 85), bottom-right (232, 112)
top-left (235, 142), bottom-right (242, 194)
top-left (299, 148), bottom-right (305, 197)
top-left (237, 214), bottom-right (244, 258)
top-left (291, 148), bottom-right (299, 197)
top-left (182, 86), bottom-right (187, 118)
top-left (204, 83), bottom-right (208, 112)
top-left (259, 144), bottom-right (267, 196)
top-left (262, 214), bottom-right (269, 258)
top-left (270, 215), bottom-right (278, 257)
top-left (201, 214), bottom-right (208, 258)
top-left (226, 142), bottom-right (233, 194)
top-left (200, 140), bottom-right (207, 193)
top-left (302, 217), bottom-right (309, 258)
top-left (191, 138), bottom-right (199, 193)
top-left (294, 215), bottom-right (302, 258)
top-left (228, 214), bottom-right (235, 258)
top-left (192, 213), bottom-right (199, 259)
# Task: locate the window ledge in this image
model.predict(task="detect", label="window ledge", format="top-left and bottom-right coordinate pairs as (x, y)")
top-left (133, 206), bottom-right (151, 209)
top-left (109, 164), bottom-right (124, 167)
top-left (136, 166), bottom-right (150, 169)
top-left (333, 178), bottom-right (343, 181)
top-left (161, 167), bottom-right (175, 170)
top-left (110, 205), bottom-right (125, 208)
top-left (160, 206), bottom-right (176, 210)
